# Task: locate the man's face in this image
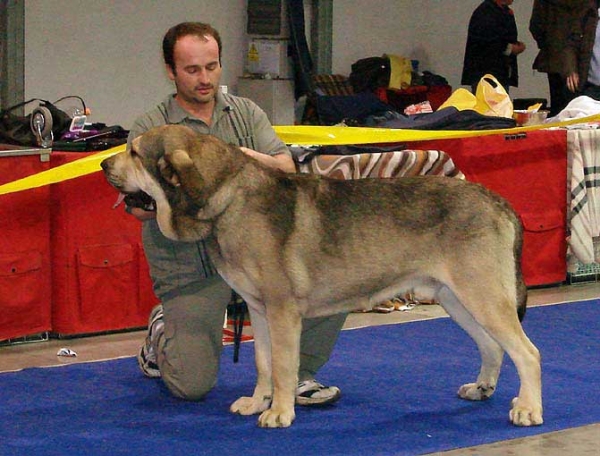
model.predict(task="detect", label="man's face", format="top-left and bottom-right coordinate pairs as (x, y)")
top-left (168, 34), bottom-right (222, 106)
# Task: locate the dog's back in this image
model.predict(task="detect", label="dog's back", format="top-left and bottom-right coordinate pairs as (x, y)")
top-left (217, 172), bottom-right (525, 319)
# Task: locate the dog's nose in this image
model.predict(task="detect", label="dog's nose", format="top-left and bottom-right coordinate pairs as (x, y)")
top-left (100, 158), bottom-right (110, 171)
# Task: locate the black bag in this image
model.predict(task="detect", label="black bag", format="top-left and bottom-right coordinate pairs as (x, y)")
top-left (0, 97), bottom-right (83, 146)
top-left (315, 91), bottom-right (393, 125)
top-left (349, 56), bottom-right (391, 93)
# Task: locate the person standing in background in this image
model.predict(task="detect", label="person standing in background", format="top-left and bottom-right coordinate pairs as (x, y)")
top-left (462, 0), bottom-right (526, 93)
top-left (529, 0), bottom-right (599, 115)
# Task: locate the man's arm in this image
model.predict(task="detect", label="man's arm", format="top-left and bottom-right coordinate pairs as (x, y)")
top-left (239, 146), bottom-right (296, 173)
top-left (243, 99), bottom-right (296, 172)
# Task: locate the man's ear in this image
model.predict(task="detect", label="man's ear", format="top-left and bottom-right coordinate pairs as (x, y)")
top-left (165, 63), bottom-right (176, 82)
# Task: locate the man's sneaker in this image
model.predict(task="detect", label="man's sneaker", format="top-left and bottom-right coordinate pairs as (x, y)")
top-left (137, 304), bottom-right (164, 379)
top-left (295, 379), bottom-right (341, 406)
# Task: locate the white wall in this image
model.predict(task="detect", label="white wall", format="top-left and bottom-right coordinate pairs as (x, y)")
top-left (24, 0), bottom-right (546, 129)
top-left (24, 0), bottom-right (247, 128)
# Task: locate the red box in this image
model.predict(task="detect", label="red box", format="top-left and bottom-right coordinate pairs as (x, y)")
top-left (0, 151), bottom-right (52, 341)
top-left (50, 152), bottom-right (158, 336)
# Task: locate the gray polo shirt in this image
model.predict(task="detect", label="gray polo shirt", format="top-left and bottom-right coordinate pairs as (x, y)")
top-left (127, 91), bottom-right (290, 157)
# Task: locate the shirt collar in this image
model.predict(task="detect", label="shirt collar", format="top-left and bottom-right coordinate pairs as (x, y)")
top-left (165, 90), bottom-right (233, 125)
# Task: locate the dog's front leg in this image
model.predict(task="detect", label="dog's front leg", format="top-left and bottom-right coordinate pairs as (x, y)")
top-left (257, 304), bottom-right (302, 428)
top-left (230, 304), bottom-right (273, 416)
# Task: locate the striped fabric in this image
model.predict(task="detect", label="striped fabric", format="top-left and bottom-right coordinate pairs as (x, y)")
top-left (312, 74), bottom-right (355, 96)
top-left (298, 149), bottom-right (465, 181)
top-left (567, 128), bottom-right (600, 266)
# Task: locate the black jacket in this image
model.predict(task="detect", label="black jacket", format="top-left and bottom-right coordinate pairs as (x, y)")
top-left (461, 0), bottom-right (520, 88)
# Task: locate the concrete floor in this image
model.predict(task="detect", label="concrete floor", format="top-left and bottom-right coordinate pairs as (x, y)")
top-left (1, 281), bottom-right (599, 455)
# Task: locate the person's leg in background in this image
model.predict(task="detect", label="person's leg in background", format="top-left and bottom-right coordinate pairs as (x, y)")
top-left (296, 313), bottom-right (347, 406)
top-left (547, 72), bottom-right (576, 116)
top-left (157, 276), bottom-right (230, 399)
top-left (139, 219), bottom-right (229, 400)
top-left (146, 293), bottom-right (347, 404)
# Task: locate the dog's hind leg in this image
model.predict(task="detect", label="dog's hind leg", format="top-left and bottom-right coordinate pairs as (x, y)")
top-left (485, 321), bottom-right (542, 427)
top-left (440, 283), bottom-right (543, 426)
top-left (437, 286), bottom-right (504, 401)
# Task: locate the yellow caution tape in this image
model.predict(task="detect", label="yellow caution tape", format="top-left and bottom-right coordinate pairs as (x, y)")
top-left (1, 113), bottom-right (600, 197)
top-left (0, 144), bottom-right (125, 196)
top-left (273, 113), bottom-right (600, 145)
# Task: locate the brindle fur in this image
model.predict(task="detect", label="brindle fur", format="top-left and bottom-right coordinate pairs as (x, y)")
top-left (101, 125), bottom-right (543, 428)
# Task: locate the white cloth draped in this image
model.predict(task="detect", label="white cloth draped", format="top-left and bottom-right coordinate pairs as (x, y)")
top-left (567, 129), bottom-right (600, 266)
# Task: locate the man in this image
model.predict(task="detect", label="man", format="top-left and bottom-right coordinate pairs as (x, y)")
top-left (462, 0), bottom-right (526, 93)
top-left (529, 0), bottom-right (598, 115)
top-left (127, 22), bottom-right (346, 406)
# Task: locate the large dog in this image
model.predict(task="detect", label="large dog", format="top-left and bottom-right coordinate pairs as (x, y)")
top-left (101, 124), bottom-right (542, 428)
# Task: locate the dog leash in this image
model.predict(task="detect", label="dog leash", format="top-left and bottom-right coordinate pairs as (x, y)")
top-left (228, 291), bottom-right (247, 363)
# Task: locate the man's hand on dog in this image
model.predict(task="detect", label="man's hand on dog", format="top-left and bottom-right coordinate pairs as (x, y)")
top-left (239, 146), bottom-right (296, 173)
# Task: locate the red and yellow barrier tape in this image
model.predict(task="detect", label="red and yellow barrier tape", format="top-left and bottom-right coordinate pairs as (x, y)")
top-left (0, 114), bottom-right (599, 197)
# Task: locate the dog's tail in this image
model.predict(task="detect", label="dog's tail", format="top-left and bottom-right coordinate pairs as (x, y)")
top-left (514, 215), bottom-right (528, 322)
top-left (516, 274), bottom-right (527, 322)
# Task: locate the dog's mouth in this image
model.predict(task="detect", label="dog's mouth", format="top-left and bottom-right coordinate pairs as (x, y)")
top-left (112, 190), bottom-right (157, 212)
top-left (112, 192), bottom-right (127, 209)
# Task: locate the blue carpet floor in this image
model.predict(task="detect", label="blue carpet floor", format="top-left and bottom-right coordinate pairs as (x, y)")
top-left (1, 300), bottom-right (599, 455)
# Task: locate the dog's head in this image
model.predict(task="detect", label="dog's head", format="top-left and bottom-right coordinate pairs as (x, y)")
top-left (101, 124), bottom-right (246, 241)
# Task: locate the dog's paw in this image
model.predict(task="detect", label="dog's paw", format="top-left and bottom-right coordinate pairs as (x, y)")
top-left (509, 397), bottom-right (544, 426)
top-left (230, 395), bottom-right (271, 416)
top-left (457, 382), bottom-right (496, 401)
top-left (258, 407), bottom-right (296, 428)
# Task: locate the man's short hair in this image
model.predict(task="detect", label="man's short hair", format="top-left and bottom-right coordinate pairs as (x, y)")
top-left (162, 22), bottom-right (222, 71)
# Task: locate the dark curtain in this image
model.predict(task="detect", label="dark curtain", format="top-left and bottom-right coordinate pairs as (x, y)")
top-left (286, 0), bottom-right (314, 100)
top-left (0, 1), bottom-right (8, 108)
top-left (0, 0), bottom-right (25, 111)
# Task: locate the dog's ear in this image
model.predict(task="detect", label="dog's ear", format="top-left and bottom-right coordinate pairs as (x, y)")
top-left (157, 153), bottom-right (182, 187)
top-left (161, 148), bottom-right (207, 205)
top-left (131, 135), bottom-right (143, 155)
